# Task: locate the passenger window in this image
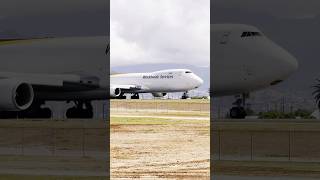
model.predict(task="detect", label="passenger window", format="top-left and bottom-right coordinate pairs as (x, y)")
top-left (241, 32), bottom-right (247, 37)
top-left (253, 32), bottom-right (260, 36)
top-left (241, 31), bottom-right (262, 38)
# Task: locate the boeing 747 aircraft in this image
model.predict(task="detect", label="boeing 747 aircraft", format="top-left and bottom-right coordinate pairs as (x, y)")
top-left (110, 69), bottom-right (203, 99)
top-left (212, 24), bottom-right (298, 118)
top-left (0, 24), bottom-right (297, 119)
top-left (0, 37), bottom-right (109, 118)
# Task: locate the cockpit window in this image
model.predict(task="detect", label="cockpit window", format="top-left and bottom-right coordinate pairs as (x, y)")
top-left (185, 71), bottom-right (192, 74)
top-left (241, 31), bottom-right (262, 37)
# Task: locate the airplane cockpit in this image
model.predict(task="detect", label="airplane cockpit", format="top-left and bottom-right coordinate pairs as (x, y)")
top-left (241, 31), bottom-right (263, 37)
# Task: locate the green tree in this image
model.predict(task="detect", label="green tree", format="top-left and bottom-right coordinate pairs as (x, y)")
top-left (312, 79), bottom-right (320, 109)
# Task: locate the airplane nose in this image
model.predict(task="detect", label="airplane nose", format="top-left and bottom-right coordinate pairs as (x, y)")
top-left (266, 40), bottom-right (299, 80)
top-left (280, 49), bottom-right (298, 75)
top-left (194, 75), bottom-right (204, 87)
top-left (289, 54), bottom-right (298, 72)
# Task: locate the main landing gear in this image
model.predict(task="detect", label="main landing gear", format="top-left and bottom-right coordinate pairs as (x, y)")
top-left (66, 100), bottom-right (93, 119)
top-left (0, 101), bottom-right (52, 119)
top-left (131, 93), bottom-right (140, 99)
top-left (229, 93), bottom-right (248, 119)
top-left (19, 101), bottom-right (52, 118)
top-left (118, 93), bottom-right (127, 99)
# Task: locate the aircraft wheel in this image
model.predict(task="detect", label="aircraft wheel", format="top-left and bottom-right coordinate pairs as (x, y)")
top-left (181, 92), bottom-right (190, 99)
top-left (230, 107), bottom-right (246, 119)
top-left (66, 108), bottom-right (93, 119)
top-left (66, 107), bottom-right (77, 118)
top-left (131, 93), bottom-right (140, 99)
top-left (0, 111), bottom-right (18, 119)
top-left (79, 109), bottom-right (93, 118)
top-left (37, 108), bottom-right (52, 118)
top-left (66, 101), bottom-right (94, 119)
top-left (116, 94), bottom-right (126, 99)
top-left (18, 107), bottom-right (52, 119)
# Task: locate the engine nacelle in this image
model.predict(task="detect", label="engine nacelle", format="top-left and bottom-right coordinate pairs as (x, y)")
top-left (110, 87), bottom-right (122, 97)
top-left (0, 79), bottom-right (34, 111)
top-left (152, 92), bottom-right (167, 97)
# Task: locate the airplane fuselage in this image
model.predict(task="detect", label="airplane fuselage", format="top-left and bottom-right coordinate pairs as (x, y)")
top-left (110, 69), bottom-right (203, 93)
top-left (212, 24), bottom-right (298, 96)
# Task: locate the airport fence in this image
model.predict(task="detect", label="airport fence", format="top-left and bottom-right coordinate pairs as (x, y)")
top-left (0, 122), bottom-right (108, 158)
top-left (110, 100), bottom-right (210, 113)
top-left (212, 100), bottom-right (315, 119)
top-left (212, 126), bottom-right (320, 162)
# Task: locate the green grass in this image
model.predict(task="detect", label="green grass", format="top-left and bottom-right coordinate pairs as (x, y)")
top-left (112, 111), bottom-right (210, 117)
top-left (111, 99), bottom-right (209, 104)
top-left (213, 121), bottom-right (320, 131)
top-left (111, 117), bottom-right (209, 125)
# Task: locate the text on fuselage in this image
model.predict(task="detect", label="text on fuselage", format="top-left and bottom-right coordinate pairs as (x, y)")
top-left (143, 74), bottom-right (174, 79)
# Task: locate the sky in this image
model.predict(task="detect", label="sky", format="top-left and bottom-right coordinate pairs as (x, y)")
top-left (111, 0), bottom-right (210, 67)
top-left (0, 0), bottom-right (108, 37)
top-left (213, 0), bottom-right (320, 19)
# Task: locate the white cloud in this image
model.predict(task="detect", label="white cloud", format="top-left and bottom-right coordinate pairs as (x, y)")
top-left (111, 0), bottom-right (210, 67)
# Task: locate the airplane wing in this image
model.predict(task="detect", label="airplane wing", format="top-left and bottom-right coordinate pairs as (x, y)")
top-left (111, 84), bottom-right (143, 92)
top-left (0, 72), bottom-right (102, 91)
top-left (110, 84), bottom-right (146, 98)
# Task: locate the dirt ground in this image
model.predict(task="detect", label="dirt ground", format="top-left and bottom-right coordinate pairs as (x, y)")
top-left (110, 114), bottom-right (210, 179)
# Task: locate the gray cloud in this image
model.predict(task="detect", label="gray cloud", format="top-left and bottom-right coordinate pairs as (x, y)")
top-left (0, 0), bottom-right (108, 37)
top-left (111, 0), bottom-right (210, 67)
top-left (214, 0), bottom-right (320, 19)
top-left (0, 0), bottom-right (107, 16)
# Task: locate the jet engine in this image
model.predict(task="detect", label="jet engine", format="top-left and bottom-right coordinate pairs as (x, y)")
top-left (110, 87), bottom-right (122, 97)
top-left (0, 79), bottom-right (34, 111)
top-left (152, 93), bottom-right (167, 97)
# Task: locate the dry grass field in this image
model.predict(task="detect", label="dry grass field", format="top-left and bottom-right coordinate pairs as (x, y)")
top-left (111, 117), bottom-right (210, 179)
top-left (110, 99), bottom-right (210, 179)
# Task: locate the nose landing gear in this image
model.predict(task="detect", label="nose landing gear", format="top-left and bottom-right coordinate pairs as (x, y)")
top-left (181, 91), bottom-right (190, 99)
top-left (229, 93), bottom-right (248, 119)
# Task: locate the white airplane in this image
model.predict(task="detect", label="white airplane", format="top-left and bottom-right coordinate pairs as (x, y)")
top-left (0, 24), bottom-right (297, 119)
top-left (0, 37), bottom-right (109, 118)
top-left (110, 69), bottom-right (204, 99)
top-left (212, 24), bottom-right (298, 118)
